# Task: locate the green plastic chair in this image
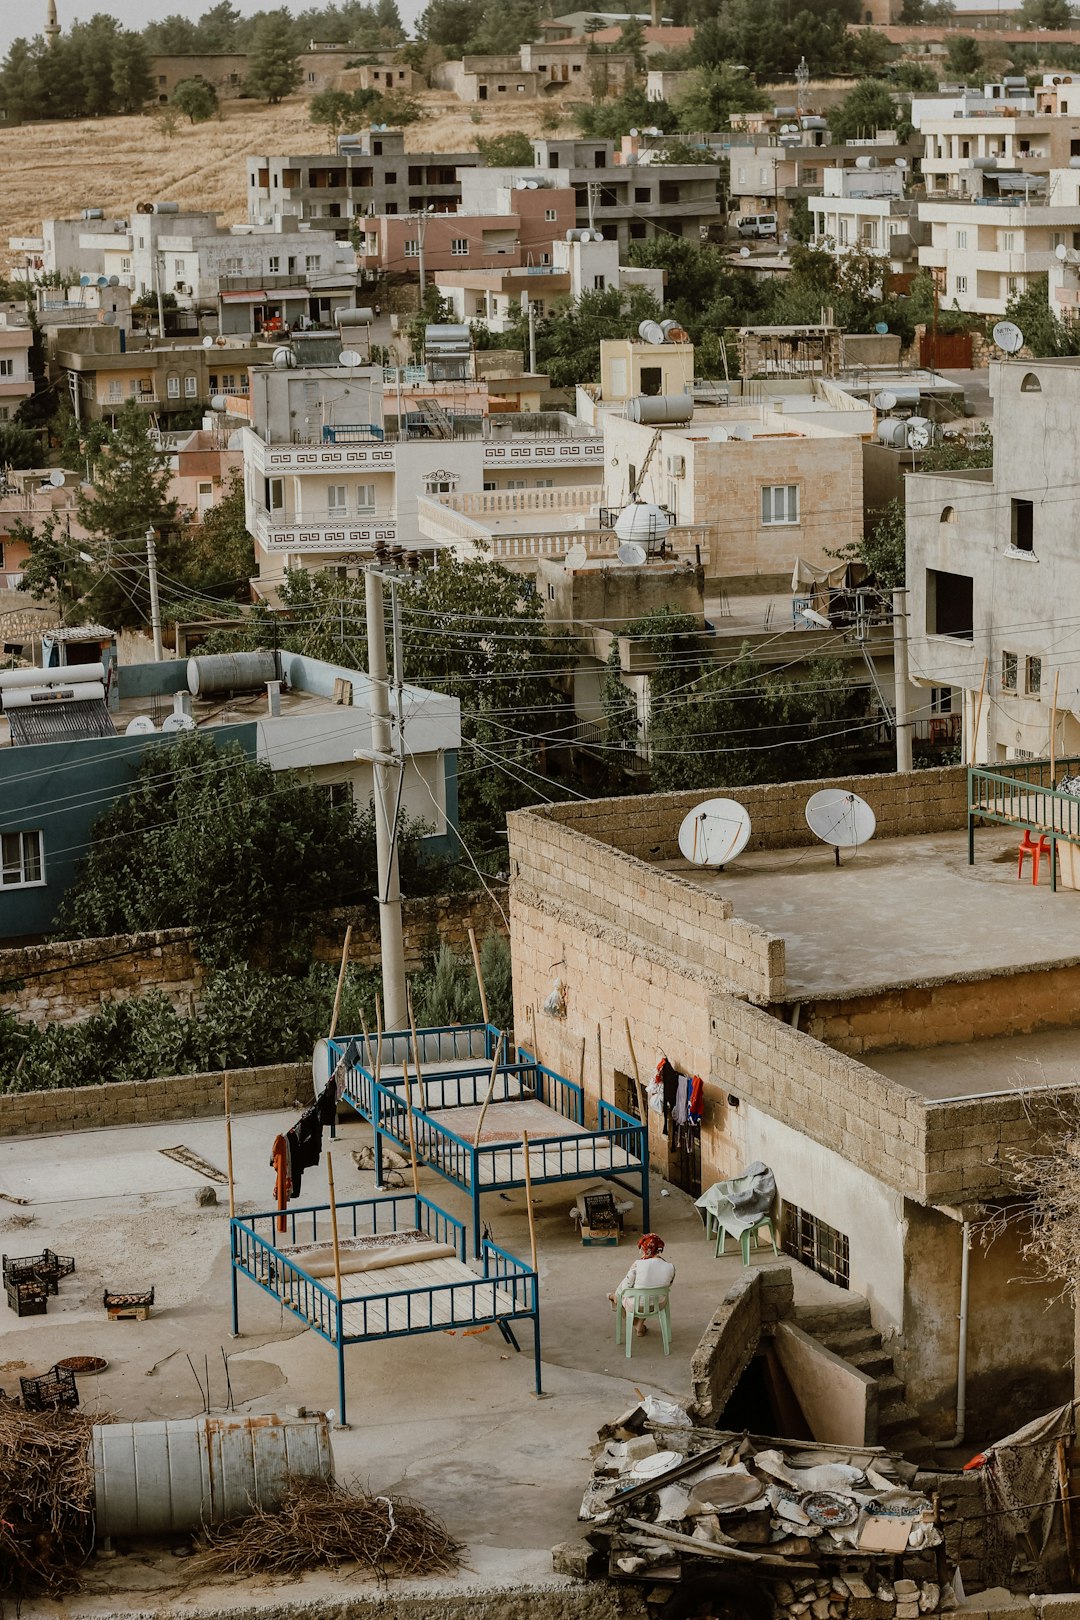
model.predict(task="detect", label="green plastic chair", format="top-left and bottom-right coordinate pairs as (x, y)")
top-left (614, 1286), bottom-right (672, 1357)
top-left (715, 1213), bottom-right (779, 1266)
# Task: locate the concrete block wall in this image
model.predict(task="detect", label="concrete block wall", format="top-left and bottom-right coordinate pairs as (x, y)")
top-left (688, 1263), bottom-right (794, 1422)
top-left (526, 764), bottom-right (968, 864)
top-left (923, 1087), bottom-right (1069, 1203)
top-left (0, 1063), bottom-right (307, 1138)
top-left (508, 807), bottom-right (784, 1003)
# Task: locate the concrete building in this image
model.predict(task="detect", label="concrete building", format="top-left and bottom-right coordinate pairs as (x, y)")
top-left (54, 330), bottom-right (267, 424)
top-left (161, 426), bottom-right (244, 522)
top-left (437, 266), bottom-right (572, 330)
top-left (0, 646), bottom-right (461, 940)
top-left (357, 181), bottom-right (577, 279)
top-left (0, 315), bottom-right (36, 421)
top-left (431, 57), bottom-right (543, 102)
top-left (506, 763), bottom-right (1076, 1448)
top-left (920, 110), bottom-right (1080, 201)
top-left (0, 468), bottom-right (89, 588)
top-left (909, 77), bottom-right (1034, 129)
top-left (246, 130), bottom-right (481, 240)
top-left (551, 233), bottom-right (665, 302)
top-left (148, 52), bottom-right (249, 102)
top-left (730, 130), bottom-right (915, 237)
top-left (906, 355), bottom-right (1080, 765)
top-left (529, 138), bottom-right (723, 251)
top-left (919, 166), bottom-right (1080, 316)
top-left (297, 44), bottom-right (418, 96)
top-left (809, 167), bottom-right (924, 289)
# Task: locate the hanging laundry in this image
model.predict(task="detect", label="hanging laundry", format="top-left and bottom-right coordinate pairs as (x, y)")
top-left (270, 1135), bottom-right (289, 1233)
top-left (655, 1057), bottom-right (680, 1137)
top-left (687, 1075), bottom-right (704, 1126)
top-left (646, 1073), bottom-right (665, 1117)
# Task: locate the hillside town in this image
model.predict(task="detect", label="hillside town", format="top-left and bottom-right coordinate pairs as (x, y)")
top-left (7, 2), bottom-right (1080, 1620)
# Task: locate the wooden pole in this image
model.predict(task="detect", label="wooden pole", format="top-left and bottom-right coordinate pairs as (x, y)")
top-left (528, 1002), bottom-right (542, 1069)
top-left (624, 1016), bottom-right (648, 1126)
top-left (328, 924), bottom-right (353, 1041)
top-left (406, 984), bottom-right (427, 1114)
top-left (473, 1032), bottom-right (504, 1147)
top-left (326, 1150), bottom-right (345, 1307)
top-left (521, 1128), bottom-right (538, 1275)
top-left (970, 656), bottom-right (990, 765)
top-left (402, 1056), bottom-right (421, 1199)
top-left (375, 993), bottom-right (384, 1085)
top-left (468, 926), bottom-right (489, 1026)
top-left (578, 1036), bottom-right (586, 1091)
top-left (596, 1022), bottom-right (605, 1123)
top-left (224, 1072), bottom-right (236, 1220)
top-left (1050, 668), bottom-right (1061, 790)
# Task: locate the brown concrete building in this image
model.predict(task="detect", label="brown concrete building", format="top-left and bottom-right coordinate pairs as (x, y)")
top-left (148, 53), bottom-right (249, 102)
top-left (507, 764), bottom-right (1076, 1449)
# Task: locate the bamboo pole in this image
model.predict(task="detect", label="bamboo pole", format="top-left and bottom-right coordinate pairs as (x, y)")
top-left (375, 994), bottom-right (384, 1085)
top-left (326, 1151), bottom-right (345, 1306)
top-left (328, 924), bottom-right (353, 1041)
top-left (468, 926), bottom-right (489, 1026)
top-left (402, 1056), bottom-right (421, 1199)
top-left (624, 1017), bottom-right (648, 1127)
top-left (1051, 668), bottom-right (1061, 786)
top-left (596, 1022), bottom-right (605, 1123)
top-left (521, 1128), bottom-right (538, 1275)
top-left (1058, 1438), bottom-right (1077, 1586)
top-left (473, 1032), bottom-right (504, 1147)
top-left (406, 984), bottom-right (427, 1114)
top-left (224, 1072), bottom-right (236, 1220)
top-left (970, 656), bottom-right (990, 765)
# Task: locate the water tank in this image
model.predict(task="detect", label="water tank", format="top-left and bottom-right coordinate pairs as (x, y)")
top-left (187, 649), bottom-right (278, 697)
top-left (93, 1414), bottom-right (333, 1537)
top-left (614, 501), bottom-right (669, 546)
top-left (335, 306), bottom-right (375, 326)
top-left (0, 663), bottom-right (105, 690)
top-left (152, 201), bottom-right (180, 214)
top-left (626, 393), bottom-right (694, 425)
top-left (2, 681), bottom-right (107, 708)
top-left (82, 208), bottom-right (104, 220)
top-left (854, 155), bottom-right (879, 170)
top-left (637, 319), bottom-right (666, 345)
top-left (875, 417), bottom-right (908, 448)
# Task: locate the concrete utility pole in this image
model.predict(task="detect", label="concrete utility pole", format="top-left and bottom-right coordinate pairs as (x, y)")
top-left (364, 563), bottom-right (407, 1029)
top-left (146, 526), bottom-right (163, 662)
top-left (893, 586), bottom-right (913, 773)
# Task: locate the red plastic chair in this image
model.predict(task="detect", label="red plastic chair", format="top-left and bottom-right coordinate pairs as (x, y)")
top-left (1018, 829), bottom-right (1051, 885)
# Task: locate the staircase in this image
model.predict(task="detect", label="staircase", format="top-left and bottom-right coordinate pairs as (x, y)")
top-left (414, 397), bottom-right (454, 438)
top-left (795, 1298), bottom-right (934, 1463)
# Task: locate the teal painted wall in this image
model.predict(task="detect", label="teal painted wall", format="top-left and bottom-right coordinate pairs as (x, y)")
top-left (0, 724), bottom-right (257, 941)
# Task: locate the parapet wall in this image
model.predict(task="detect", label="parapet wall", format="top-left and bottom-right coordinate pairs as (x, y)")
top-left (0, 1063), bottom-right (308, 1138)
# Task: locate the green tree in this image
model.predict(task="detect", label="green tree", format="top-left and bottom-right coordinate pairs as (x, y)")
top-left (618, 13), bottom-right (648, 71)
top-left (416, 0), bottom-right (487, 53)
top-left (310, 86), bottom-right (362, 144)
top-left (577, 84), bottom-right (675, 137)
top-left (142, 14), bottom-right (201, 51)
top-left (172, 75), bottom-right (219, 122)
top-left (828, 78), bottom-right (899, 143)
top-left (467, 0), bottom-right (541, 53)
top-left (173, 472), bottom-right (255, 599)
top-left (244, 11), bottom-right (303, 103)
top-left (15, 514), bottom-right (93, 620)
top-left (197, 2), bottom-right (242, 50)
top-left (75, 400), bottom-right (180, 628)
top-left (830, 497), bottom-right (906, 590)
top-left (0, 37), bottom-right (42, 124)
top-left (111, 30), bottom-right (154, 114)
top-left (507, 284), bottom-right (662, 388)
top-left (1005, 274), bottom-right (1080, 357)
top-left (670, 65), bottom-right (768, 131)
top-left (0, 420), bottom-right (41, 469)
top-left (371, 88), bottom-right (422, 123)
top-left (475, 130), bottom-right (535, 166)
top-left (943, 35), bottom-right (983, 79)
top-left (1019, 0), bottom-right (1073, 25)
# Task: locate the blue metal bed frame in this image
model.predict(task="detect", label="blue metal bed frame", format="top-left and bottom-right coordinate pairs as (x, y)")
top-left (327, 1022), bottom-right (650, 1258)
top-left (230, 1190), bottom-right (541, 1427)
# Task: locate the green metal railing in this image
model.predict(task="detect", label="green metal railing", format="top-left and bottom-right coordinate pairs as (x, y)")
top-left (967, 757), bottom-right (1080, 892)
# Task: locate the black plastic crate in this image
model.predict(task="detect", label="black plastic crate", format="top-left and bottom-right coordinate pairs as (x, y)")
top-left (42, 1249), bottom-right (75, 1281)
top-left (2, 1250), bottom-right (74, 1296)
top-left (5, 1276), bottom-right (48, 1318)
top-left (20, 1366), bottom-right (79, 1412)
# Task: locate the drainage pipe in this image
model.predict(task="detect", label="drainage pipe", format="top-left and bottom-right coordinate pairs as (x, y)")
top-left (945, 1218), bottom-right (971, 1447)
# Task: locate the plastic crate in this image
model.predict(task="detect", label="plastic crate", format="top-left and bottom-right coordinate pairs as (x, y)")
top-left (2, 1250), bottom-right (74, 1296)
top-left (103, 1287), bottom-right (154, 1320)
top-left (5, 1276), bottom-right (48, 1317)
top-left (20, 1366), bottom-right (80, 1412)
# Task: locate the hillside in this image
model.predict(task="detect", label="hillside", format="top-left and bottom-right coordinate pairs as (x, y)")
top-left (0, 91), bottom-right (580, 266)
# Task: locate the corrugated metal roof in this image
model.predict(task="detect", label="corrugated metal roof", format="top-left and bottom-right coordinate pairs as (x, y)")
top-left (47, 624), bottom-right (115, 642)
top-left (8, 698), bottom-right (118, 746)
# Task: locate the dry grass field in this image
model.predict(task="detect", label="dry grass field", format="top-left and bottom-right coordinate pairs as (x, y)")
top-left (0, 91), bottom-right (582, 261)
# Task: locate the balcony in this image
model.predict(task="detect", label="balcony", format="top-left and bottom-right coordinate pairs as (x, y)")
top-left (253, 507), bottom-right (398, 553)
top-left (481, 436), bottom-right (603, 468)
top-left (1056, 283), bottom-right (1080, 307)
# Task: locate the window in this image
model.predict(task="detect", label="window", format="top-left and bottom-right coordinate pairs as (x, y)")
top-left (2, 830), bottom-right (43, 887)
top-left (451, 238), bottom-right (468, 256)
top-left (931, 687), bottom-right (952, 714)
top-left (1026, 655), bottom-right (1043, 695)
top-left (173, 258), bottom-right (184, 279)
top-left (327, 485), bottom-right (348, 512)
top-left (426, 477), bottom-right (454, 494)
top-left (955, 229), bottom-right (967, 249)
top-left (107, 380), bottom-right (122, 402)
top-left (184, 374), bottom-right (197, 397)
top-left (383, 169), bottom-right (396, 183)
top-left (802, 167), bottom-right (818, 185)
top-left (267, 477), bottom-right (284, 511)
top-left (955, 275), bottom-right (968, 295)
top-left (940, 505), bottom-right (956, 523)
top-left (326, 781), bottom-right (353, 808)
top-left (268, 255), bottom-right (280, 274)
top-left (1011, 497), bottom-right (1034, 552)
top-left (305, 254), bottom-right (321, 272)
top-left (356, 483), bottom-right (375, 511)
top-left (761, 484), bottom-right (799, 526)
top-left (640, 365), bottom-right (662, 396)
top-left (404, 239), bottom-right (420, 257)
top-left (120, 255), bottom-right (131, 273)
top-left (782, 1204), bottom-right (849, 1289)
top-left (545, 208), bottom-right (557, 221)
top-left (224, 255), bottom-right (243, 275)
top-left (0, 359), bottom-right (12, 378)
top-left (1021, 372), bottom-right (1042, 392)
top-left (593, 274), bottom-right (606, 290)
top-left (166, 374), bottom-right (180, 398)
top-left (635, 186), bottom-right (651, 202)
top-left (1002, 650), bottom-right (1018, 692)
top-left (1007, 276), bottom-right (1019, 296)
top-left (926, 567), bottom-right (973, 640)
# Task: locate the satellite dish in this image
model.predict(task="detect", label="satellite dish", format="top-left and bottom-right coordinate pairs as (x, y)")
top-left (161, 712), bottom-right (196, 733)
top-left (875, 391), bottom-right (898, 411)
top-left (875, 322), bottom-right (889, 335)
top-left (617, 541), bottom-right (648, 566)
top-left (739, 246), bottom-right (751, 258)
top-left (993, 320), bottom-right (1024, 355)
top-left (713, 427), bottom-right (729, 442)
top-left (1057, 243), bottom-right (1069, 260)
top-left (800, 607), bottom-right (832, 628)
top-left (79, 275), bottom-right (90, 287)
top-left (564, 542), bottom-right (588, 567)
top-left (805, 788), bottom-right (876, 861)
top-left (895, 156), bottom-right (908, 171)
top-left (203, 334), bottom-right (215, 348)
top-left (48, 469), bottom-right (65, 487)
top-left (339, 348), bottom-right (362, 367)
top-left (211, 393), bottom-right (228, 410)
top-left (908, 424), bottom-right (930, 450)
top-left (125, 716), bottom-right (156, 735)
top-left (678, 799), bottom-right (753, 868)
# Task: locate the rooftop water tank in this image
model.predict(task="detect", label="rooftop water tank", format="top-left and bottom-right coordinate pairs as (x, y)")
top-left (187, 649), bottom-right (278, 697)
top-left (875, 417), bottom-right (908, 448)
top-left (0, 663), bottom-right (105, 690)
top-left (614, 501), bottom-right (670, 547)
top-left (626, 393), bottom-right (693, 425)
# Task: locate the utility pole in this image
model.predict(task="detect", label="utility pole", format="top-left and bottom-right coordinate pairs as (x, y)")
top-left (152, 242), bottom-right (166, 343)
top-left (528, 300), bottom-right (537, 374)
top-left (893, 586), bottom-right (913, 773)
top-left (146, 526), bottom-right (163, 662)
top-left (364, 561), bottom-right (407, 1028)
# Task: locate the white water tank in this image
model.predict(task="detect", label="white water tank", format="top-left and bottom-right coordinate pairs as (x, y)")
top-left (187, 649), bottom-right (278, 697)
top-left (626, 393), bottom-right (693, 424)
top-left (614, 502), bottom-right (670, 547)
top-left (0, 663), bottom-right (105, 690)
top-left (875, 417), bottom-right (908, 448)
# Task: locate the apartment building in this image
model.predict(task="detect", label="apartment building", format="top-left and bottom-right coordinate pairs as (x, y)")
top-left (907, 356), bottom-right (1080, 764)
top-left (246, 129), bottom-right (482, 240)
top-left (0, 315), bottom-right (35, 421)
top-left (437, 265), bottom-right (573, 329)
top-left (731, 129), bottom-right (914, 236)
top-left (909, 77), bottom-right (1034, 129)
top-left (357, 181), bottom-right (576, 279)
top-left (809, 167), bottom-right (924, 287)
top-left (55, 330), bottom-right (268, 423)
top-left (529, 137), bottom-right (723, 251)
top-left (0, 468), bottom-right (89, 589)
top-left (919, 167), bottom-right (1080, 315)
top-left (920, 109), bottom-right (1080, 200)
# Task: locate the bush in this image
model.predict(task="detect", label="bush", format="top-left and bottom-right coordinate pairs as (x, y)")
top-left (410, 934), bottom-right (512, 1029)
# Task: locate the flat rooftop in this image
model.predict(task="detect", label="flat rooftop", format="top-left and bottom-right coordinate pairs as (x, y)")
top-left (665, 825), bottom-right (1080, 998)
top-left (0, 1105), bottom-right (846, 1612)
top-left (866, 1023), bottom-right (1080, 1102)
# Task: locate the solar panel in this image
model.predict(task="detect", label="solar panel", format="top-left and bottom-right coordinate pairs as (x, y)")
top-left (7, 699), bottom-right (118, 746)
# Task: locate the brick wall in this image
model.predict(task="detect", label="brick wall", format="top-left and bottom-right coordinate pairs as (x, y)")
top-left (0, 1063), bottom-right (307, 1138)
top-left (923, 1087), bottom-right (1070, 1203)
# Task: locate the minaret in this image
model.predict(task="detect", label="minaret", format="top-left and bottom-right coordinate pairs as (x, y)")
top-left (44, 0), bottom-right (60, 48)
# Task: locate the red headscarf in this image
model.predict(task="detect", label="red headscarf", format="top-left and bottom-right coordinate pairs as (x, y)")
top-left (638, 1233), bottom-right (665, 1258)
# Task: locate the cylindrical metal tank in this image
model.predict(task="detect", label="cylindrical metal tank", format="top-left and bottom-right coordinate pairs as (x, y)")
top-left (187, 650), bottom-right (277, 697)
top-left (875, 418), bottom-right (908, 448)
top-left (855, 155), bottom-right (879, 170)
top-left (152, 201), bottom-right (180, 214)
top-left (0, 662), bottom-right (105, 689)
top-left (637, 319), bottom-right (666, 345)
top-left (626, 393), bottom-right (694, 425)
top-left (335, 307), bottom-right (375, 326)
top-left (93, 1413), bottom-right (334, 1537)
top-left (3, 682), bottom-right (106, 708)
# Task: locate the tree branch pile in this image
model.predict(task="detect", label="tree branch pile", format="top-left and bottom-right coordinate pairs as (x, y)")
top-left (0, 1404), bottom-right (97, 1598)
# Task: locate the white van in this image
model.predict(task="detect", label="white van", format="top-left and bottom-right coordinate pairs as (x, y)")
top-left (737, 213), bottom-right (778, 239)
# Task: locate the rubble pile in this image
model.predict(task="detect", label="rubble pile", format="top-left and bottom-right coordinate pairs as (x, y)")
top-left (771, 1573), bottom-right (948, 1620)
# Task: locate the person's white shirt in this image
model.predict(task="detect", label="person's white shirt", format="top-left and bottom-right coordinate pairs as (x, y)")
top-left (617, 1255), bottom-right (675, 1301)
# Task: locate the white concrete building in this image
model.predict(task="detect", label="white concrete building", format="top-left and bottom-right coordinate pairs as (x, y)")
top-left (919, 167), bottom-right (1080, 316)
top-left (920, 111), bottom-right (1080, 202)
top-left (909, 78), bottom-right (1034, 130)
top-left (0, 314), bottom-right (36, 422)
top-left (809, 166), bottom-right (923, 280)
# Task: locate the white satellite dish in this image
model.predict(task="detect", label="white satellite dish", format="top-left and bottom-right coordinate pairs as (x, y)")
top-left (617, 540), bottom-right (647, 566)
top-left (678, 798), bottom-right (753, 868)
top-left (202, 334), bottom-right (215, 349)
top-left (48, 469), bottom-right (65, 487)
top-left (895, 156), bottom-right (908, 171)
top-left (874, 390), bottom-right (898, 412)
top-left (908, 424), bottom-right (930, 450)
top-left (125, 715), bottom-right (156, 735)
top-left (339, 348), bottom-right (363, 367)
top-left (739, 246), bottom-right (751, 258)
top-left (564, 542), bottom-right (588, 568)
top-left (805, 788), bottom-right (876, 866)
top-left (312, 1037), bottom-right (332, 1092)
top-left (161, 712), bottom-right (196, 733)
top-left (211, 393), bottom-right (228, 411)
top-left (1057, 242), bottom-right (1069, 261)
top-left (993, 320), bottom-right (1024, 355)
top-left (800, 607), bottom-right (832, 628)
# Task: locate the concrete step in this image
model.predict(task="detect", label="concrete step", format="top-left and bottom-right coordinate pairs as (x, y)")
top-left (795, 1300), bottom-right (873, 1339)
top-left (845, 1345), bottom-right (894, 1379)
top-left (817, 1326), bottom-right (884, 1359)
top-left (880, 1426), bottom-right (937, 1465)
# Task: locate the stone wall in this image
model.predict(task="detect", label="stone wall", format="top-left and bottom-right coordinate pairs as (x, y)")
top-left (0, 1063), bottom-right (307, 1138)
top-left (688, 1264), bottom-right (794, 1423)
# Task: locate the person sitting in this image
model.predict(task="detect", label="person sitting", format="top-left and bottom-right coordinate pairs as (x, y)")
top-left (608, 1233), bottom-right (675, 1336)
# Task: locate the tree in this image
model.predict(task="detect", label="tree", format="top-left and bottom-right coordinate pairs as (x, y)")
top-left (467, 0), bottom-right (542, 53)
top-left (197, 2), bottom-right (242, 50)
top-left (0, 420), bottom-right (41, 470)
top-left (1019, 0), bottom-right (1074, 25)
top-left (1005, 274), bottom-right (1080, 358)
top-left (15, 515), bottom-right (93, 620)
top-left (151, 103), bottom-right (183, 140)
top-left (507, 284), bottom-right (662, 388)
top-left (173, 471), bottom-right (255, 599)
top-left (475, 130), bottom-right (535, 166)
top-left (416, 0), bottom-right (487, 53)
top-left (827, 78), bottom-right (899, 143)
top-left (372, 88), bottom-right (422, 124)
top-left (173, 76), bottom-right (219, 122)
top-left (583, 15), bottom-right (607, 31)
top-left (111, 31), bottom-right (154, 114)
top-left (830, 497), bottom-right (906, 590)
top-left (576, 84), bottom-right (675, 138)
top-left (0, 38), bottom-right (42, 124)
top-left (142, 14), bottom-right (201, 51)
top-left (670, 65), bottom-right (768, 132)
top-left (944, 35), bottom-right (983, 79)
top-left (309, 87), bottom-right (360, 144)
top-left (75, 400), bottom-right (179, 628)
top-left (244, 12), bottom-right (302, 103)
top-left (618, 13), bottom-right (648, 71)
